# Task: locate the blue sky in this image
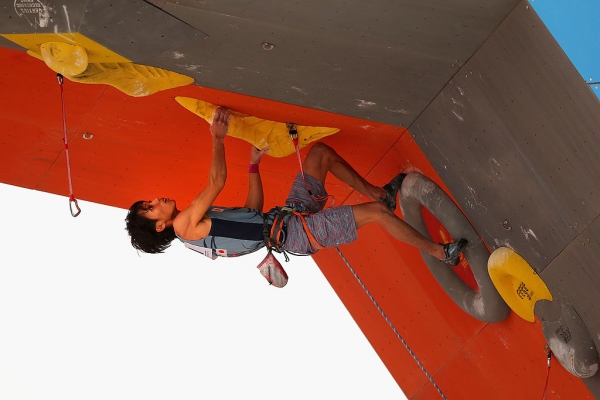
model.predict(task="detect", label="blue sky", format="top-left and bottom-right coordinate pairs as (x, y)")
top-left (530, 0), bottom-right (600, 98)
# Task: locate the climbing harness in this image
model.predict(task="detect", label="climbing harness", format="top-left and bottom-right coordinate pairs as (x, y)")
top-left (263, 206), bottom-right (295, 262)
top-left (258, 202), bottom-right (324, 288)
top-left (263, 205), bottom-right (324, 261)
top-left (335, 247), bottom-right (448, 400)
top-left (57, 73), bottom-right (81, 217)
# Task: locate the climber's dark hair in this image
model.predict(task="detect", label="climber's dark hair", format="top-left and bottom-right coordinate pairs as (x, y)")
top-left (125, 200), bottom-right (176, 254)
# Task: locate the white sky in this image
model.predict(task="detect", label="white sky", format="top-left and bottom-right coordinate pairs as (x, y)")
top-left (0, 183), bottom-right (405, 400)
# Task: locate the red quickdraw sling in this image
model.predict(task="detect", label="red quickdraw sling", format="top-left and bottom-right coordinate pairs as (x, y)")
top-left (57, 73), bottom-right (81, 217)
top-left (286, 122), bottom-right (335, 207)
top-left (542, 345), bottom-right (552, 399)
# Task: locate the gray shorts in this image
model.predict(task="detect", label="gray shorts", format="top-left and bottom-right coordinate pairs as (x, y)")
top-left (283, 173), bottom-right (358, 255)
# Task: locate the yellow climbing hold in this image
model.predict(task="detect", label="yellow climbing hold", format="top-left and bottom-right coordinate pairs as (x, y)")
top-left (40, 42), bottom-right (89, 76)
top-left (488, 247), bottom-right (553, 322)
top-left (1, 33), bottom-right (130, 63)
top-left (62, 61), bottom-right (194, 97)
top-left (175, 97), bottom-right (340, 157)
top-left (2, 33), bottom-right (193, 97)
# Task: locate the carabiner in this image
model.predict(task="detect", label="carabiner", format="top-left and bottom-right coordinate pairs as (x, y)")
top-left (286, 122), bottom-right (298, 143)
top-left (69, 196), bottom-right (81, 217)
top-left (544, 344), bottom-right (552, 367)
top-left (57, 73), bottom-right (64, 86)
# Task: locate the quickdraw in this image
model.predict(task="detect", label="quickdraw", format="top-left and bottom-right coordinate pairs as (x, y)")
top-left (57, 73), bottom-right (81, 217)
top-left (542, 345), bottom-right (552, 399)
top-left (286, 122), bottom-right (334, 207)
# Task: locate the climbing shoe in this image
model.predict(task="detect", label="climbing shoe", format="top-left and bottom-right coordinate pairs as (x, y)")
top-left (381, 173), bottom-right (406, 212)
top-left (442, 238), bottom-right (468, 266)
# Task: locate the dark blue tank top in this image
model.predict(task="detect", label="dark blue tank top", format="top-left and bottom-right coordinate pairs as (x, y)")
top-left (176, 206), bottom-right (277, 258)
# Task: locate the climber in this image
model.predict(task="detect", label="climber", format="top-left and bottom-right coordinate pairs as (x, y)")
top-left (125, 108), bottom-right (467, 264)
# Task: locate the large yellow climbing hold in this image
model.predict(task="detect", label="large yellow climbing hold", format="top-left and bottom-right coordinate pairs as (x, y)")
top-left (64, 62), bottom-right (194, 97)
top-left (175, 97), bottom-right (340, 157)
top-left (34, 41), bottom-right (193, 97)
top-left (1, 33), bottom-right (130, 63)
top-left (40, 42), bottom-right (89, 76)
top-left (488, 247), bottom-right (553, 322)
top-left (4, 33), bottom-right (194, 97)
